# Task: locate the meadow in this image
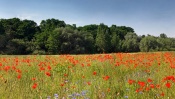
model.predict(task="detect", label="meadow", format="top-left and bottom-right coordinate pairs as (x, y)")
top-left (0, 52), bottom-right (175, 99)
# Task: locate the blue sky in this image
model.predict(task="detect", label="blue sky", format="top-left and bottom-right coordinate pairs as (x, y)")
top-left (0, 0), bottom-right (175, 37)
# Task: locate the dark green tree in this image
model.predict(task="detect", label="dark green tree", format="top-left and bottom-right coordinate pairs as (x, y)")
top-left (110, 25), bottom-right (120, 52)
top-left (139, 35), bottom-right (158, 52)
top-left (122, 32), bottom-right (140, 52)
top-left (40, 18), bottom-right (66, 32)
top-left (95, 23), bottom-right (111, 53)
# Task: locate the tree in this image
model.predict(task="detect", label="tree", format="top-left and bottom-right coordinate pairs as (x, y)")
top-left (45, 28), bottom-right (63, 54)
top-left (139, 36), bottom-right (158, 52)
top-left (40, 18), bottom-right (66, 32)
top-left (122, 32), bottom-right (140, 52)
top-left (5, 39), bottom-right (26, 54)
top-left (0, 22), bottom-right (5, 35)
top-left (81, 31), bottom-right (95, 53)
top-left (77, 24), bottom-right (98, 40)
top-left (0, 18), bottom-right (21, 39)
top-left (110, 25), bottom-right (120, 52)
top-left (116, 26), bottom-right (134, 40)
top-left (18, 19), bottom-right (39, 40)
top-left (160, 33), bottom-right (167, 38)
top-left (95, 23), bottom-right (111, 53)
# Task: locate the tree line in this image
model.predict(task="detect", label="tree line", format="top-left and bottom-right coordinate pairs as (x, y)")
top-left (0, 18), bottom-right (175, 55)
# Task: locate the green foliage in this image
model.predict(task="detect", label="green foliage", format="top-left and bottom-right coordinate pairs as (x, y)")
top-left (0, 17), bottom-right (175, 54)
top-left (95, 23), bottom-right (111, 53)
top-left (5, 39), bottom-right (27, 54)
top-left (122, 33), bottom-right (140, 52)
top-left (40, 18), bottom-right (66, 32)
top-left (0, 22), bottom-right (5, 35)
top-left (18, 20), bottom-right (39, 40)
top-left (139, 36), bottom-right (159, 52)
top-left (110, 25), bottom-right (120, 52)
top-left (78, 24), bottom-right (98, 39)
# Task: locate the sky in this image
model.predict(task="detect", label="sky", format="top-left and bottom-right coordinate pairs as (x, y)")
top-left (0, 0), bottom-right (175, 37)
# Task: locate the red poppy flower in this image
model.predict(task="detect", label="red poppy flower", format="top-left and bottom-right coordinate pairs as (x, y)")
top-left (17, 74), bottom-right (21, 79)
top-left (32, 78), bottom-right (36, 81)
top-left (47, 65), bottom-right (51, 70)
top-left (16, 69), bottom-right (22, 73)
top-left (147, 78), bottom-right (152, 83)
top-left (3, 66), bottom-right (10, 72)
top-left (165, 82), bottom-right (171, 88)
top-left (150, 84), bottom-right (154, 88)
top-left (160, 92), bottom-right (164, 96)
top-left (128, 79), bottom-right (135, 85)
top-left (32, 83), bottom-right (37, 89)
top-left (156, 84), bottom-right (160, 89)
top-left (93, 71), bottom-right (97, 75)
top-left (138, 81), bottom-right (145, 87)
top-left (145, 87), bottom-right (150, 91)
top-left (103, 75), bottom-right (110, 81)
top-left (45, 72), bottom-right (51, 76)
top-left (40, 67), bottom-right (45, 71)
top-left (87, 82), bottom-right (91, 85)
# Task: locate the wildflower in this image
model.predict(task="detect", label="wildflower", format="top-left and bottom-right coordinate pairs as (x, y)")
top-left (32, 78), bottom-right (36, 81)
top-left (87, 82), bottom-right (91, 85)
top-left (39, 67), bottom-right (45, 71)
top-left (17, 74), bottom-right (21, 79)
top-left (128, 79), bottom-right (135, 85)
top-left (81, 90), bottom-right (87, 96)
top-left (163, 76), bottom-right (175, 81)
top-left (124, 96), bottom-right (128, 98)
top-left (145, 87), bottom-right (150, 91)
top-left (81, 63), bottom-right (84, 67)
top-left (147, 78), bottom-right (152, 83)
top-left (16, 69), bottom-right (22, 73)
top-left (54, 94), bottom-right (58, 99)
top-left (103, 75), bottom-right (110, 80)
top-left (76, 93), bottom-right (81, 96)
top-left (93, 71), bottom-right (97, 75)
top-left (165, 82), bottom-right (171, 88)
top-left (136, 88), bottom-right (143, 93)
top-left (32, 83), bottom-right (37, 89)
top-left (45, 72), bottom-right (51, 76)
top-left (138, 81), bottom-right (145, 87)
top-left (47, 65), bottom-right (51, 70)
top-left (87, 63), bottom-right (91, 66)
top-left (156, 84), bottom-right (160, 89)
top-left (160, 92), bottom-right (164, 96)
top-left (3, 66), bottom-right (10, 72)
top-left (64, 80), bottom-right (69, 83)
top-left (150, 84), bottom-right (154, 88)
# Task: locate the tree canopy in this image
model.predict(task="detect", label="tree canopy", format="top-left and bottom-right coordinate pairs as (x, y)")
top-left (0, 18), bottom-right (174, 55)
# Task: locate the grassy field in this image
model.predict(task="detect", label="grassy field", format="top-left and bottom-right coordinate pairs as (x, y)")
top-left (0, 52), bottom-right (175, 99)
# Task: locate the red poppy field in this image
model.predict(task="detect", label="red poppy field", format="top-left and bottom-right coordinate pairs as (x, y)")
top-left (0, 52), bottom-right (175, 99)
